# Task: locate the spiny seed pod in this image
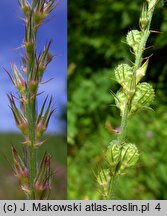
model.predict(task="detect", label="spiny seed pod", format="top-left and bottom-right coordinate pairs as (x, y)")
top-left (105, 140), bottom-right (120, 167)
top-left (136, 60), bottom-right (149, 83)
top-left (97, 169), bottom-right (111, 187)
top-left (126, 30), bottom-right (142, 53)
top-left (114, 64), bottom-right (135, 95)
top-left (104, 141), bottom-right (139, 175)
top-left (115, 64), bottom-right (132, 85)
top-left (130, 82), bottom-right (155, 114)
top-left (120, 143), bottom-right (139, 170)
top-left (115, 90), bottom-right (127, 116)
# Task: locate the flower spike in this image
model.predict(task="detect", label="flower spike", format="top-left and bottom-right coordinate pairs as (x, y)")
top-left (97, 0), bottom-right (160, 199)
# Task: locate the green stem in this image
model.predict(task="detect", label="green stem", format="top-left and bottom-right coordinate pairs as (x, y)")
top-left (108, 175), bottom-right (117, 199)
top-left (118, 4), bottom-right (156, 144)
top-left (135, 11), bottom-right (154, 69)
top-left (26, 23), bottom-right (37, 200)
top-left (27, 76), bottom-right (37, 199)
top-left (26, 95), bottom-right (36, 199)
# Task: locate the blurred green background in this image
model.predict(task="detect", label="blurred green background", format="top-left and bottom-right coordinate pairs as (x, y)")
top-left (0, 134), bottom-right (66, 199)
top-left (68, 0), bottom-right (167, 199)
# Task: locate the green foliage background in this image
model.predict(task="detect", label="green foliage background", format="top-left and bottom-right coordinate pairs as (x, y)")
top-left (68, 0), bottom-right (167, 199)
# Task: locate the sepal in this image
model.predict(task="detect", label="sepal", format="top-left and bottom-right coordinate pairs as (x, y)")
top-left (130, 82), bottom-right (155, 115)
top-left (136, 60), bottom-right (149, 83)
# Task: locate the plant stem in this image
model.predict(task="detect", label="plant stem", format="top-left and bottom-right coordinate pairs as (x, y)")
top-left (135, 11), bottom-right (154, 69)
top-left (26, 96), bottom-right (36, 199)
top-left (26, 22), bottom-right (37, 200)
top-left (102, 0), bottom-right (159, 201)
top-left (118, 5), bottom-right (156, 144)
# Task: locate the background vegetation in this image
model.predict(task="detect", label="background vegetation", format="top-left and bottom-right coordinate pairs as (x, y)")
top-left (68, 0), bottom-right (167, 199)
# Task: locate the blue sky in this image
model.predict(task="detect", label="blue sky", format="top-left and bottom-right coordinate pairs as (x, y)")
top-left (0, 0), bottom-right (67, 133)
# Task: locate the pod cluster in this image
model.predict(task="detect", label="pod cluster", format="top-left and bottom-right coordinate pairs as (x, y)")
top-left (114, 29), bottom-right (155, 116)
top-left (97, 140), bottom-right (139, 180)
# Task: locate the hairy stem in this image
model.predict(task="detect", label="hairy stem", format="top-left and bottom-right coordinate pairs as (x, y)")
top-left (26, 22), bottom-right (37, 200)
top-left (135, 10), bottom-right (154, 69)
top-left (26, 96), bottom-right (36, 199)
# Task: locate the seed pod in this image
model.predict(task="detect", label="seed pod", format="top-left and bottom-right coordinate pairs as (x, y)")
top-left (120, 143), bottom-right (139, 170)
top-left (97, 169), bottom-right (111, 187)
top-left (115, 90), bottom-right (127, 116)
top-left (105, 140), bottom-right (120, 166)
top-left (114, 64), bottom-right (135, 93)
top-left (136, 60), bottom-right (149, 83)
top-left (126, 30), bottom-right (142, 53)
top-left (115, 64), bottom-right (132, 84)
top-left (130, 82), bottom-right (155, 114)
top-left (104, 141), bottom-right (139, 175)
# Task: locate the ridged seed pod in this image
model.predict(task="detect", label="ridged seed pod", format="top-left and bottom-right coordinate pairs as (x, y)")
top-left (126, 30), bottom-right (142, 53)
top-left (105, 140), bottom-right (120, 167)
top-left (130, 82), bottom-right (155, 114)
top-left (104, 141), bottom-right (139, 175)
top-left (97, 169), bottom-right (111, 187)
top-left (114, 64), bottom-right (135, 94)
top-left (120, 143), bottom-right (139, 170)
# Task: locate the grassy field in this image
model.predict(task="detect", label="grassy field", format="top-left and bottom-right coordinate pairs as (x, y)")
top-left (0, 133), bottom-right (66, 199)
